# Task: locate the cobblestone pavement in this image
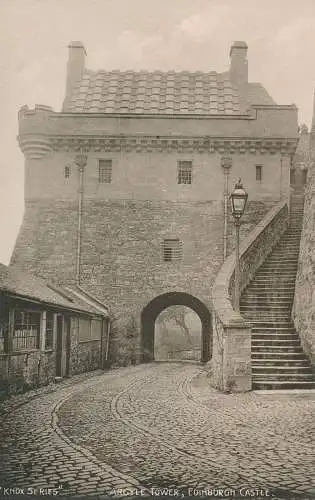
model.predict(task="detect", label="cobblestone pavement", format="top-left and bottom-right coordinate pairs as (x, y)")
top-left (0, 363), bottom-right (314, 500)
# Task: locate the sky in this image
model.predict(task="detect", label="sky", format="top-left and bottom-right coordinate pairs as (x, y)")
top-left (1, 0), bottom-right (315, 265)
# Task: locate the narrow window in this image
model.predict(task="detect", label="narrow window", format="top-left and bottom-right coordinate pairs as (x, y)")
top-left (302, 168), bottom-right (308, 185)
top-left (79, 318), bottom-right (92, 342)
top-left (64, 165), bottom-right (71, 179)
top-left (178, 161), bottom-right (192, 185)
top-left (45, 312), bottom-right (54, 350)
top-left (162, 239), bottom-right (183, 262)
top-left (256, 165), bottom-right (263, 182)
top-left (99, 159), bottom-right (112, 183)
top-left (13, 310), bottom-right (41, 351)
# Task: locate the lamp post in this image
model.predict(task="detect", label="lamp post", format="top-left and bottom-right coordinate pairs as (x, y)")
top-left (221, 154), bottom-right (233, 260)
top-left (230, 179), bottom-right (248, 312)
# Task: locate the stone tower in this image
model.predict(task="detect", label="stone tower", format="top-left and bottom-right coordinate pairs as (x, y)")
top-left (12, 42), bottom-right (298, 364)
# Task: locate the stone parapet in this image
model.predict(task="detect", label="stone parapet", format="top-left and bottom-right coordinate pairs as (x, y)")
top-left (18, 105), bottom-right (298, 153)
top-left (211, 201), bottom-right (289, 392)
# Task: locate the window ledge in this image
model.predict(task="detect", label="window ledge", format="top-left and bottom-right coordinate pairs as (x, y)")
top-left (79, 339), bottom-right (101, 344)
top-left (10, 349), bottom-right (40, 355)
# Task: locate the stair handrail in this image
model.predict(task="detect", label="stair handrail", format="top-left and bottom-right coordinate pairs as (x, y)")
top-left (210, 200), bottom-right (289, 392)
top-left (212, 200), bottom-right (289, 327)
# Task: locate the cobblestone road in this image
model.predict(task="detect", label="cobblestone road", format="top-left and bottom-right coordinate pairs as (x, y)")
top-left (0, 363), bottom-right (314, 500)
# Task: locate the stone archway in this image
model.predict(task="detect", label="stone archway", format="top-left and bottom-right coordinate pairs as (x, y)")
top-left (140, 292), bottom-right (212, 363)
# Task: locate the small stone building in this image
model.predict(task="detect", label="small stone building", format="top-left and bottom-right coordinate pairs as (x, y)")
top-left (0, 264), bottom-right (109, 396)
top-left (11, 41), bottom-right (299, 365)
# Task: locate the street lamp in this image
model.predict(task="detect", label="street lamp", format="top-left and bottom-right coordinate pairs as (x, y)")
top-left (221, 154), bottom-right (233, 260)
top-left (230, 179), bottom-right (248, 312)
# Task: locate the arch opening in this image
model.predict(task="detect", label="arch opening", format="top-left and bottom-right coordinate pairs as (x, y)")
top-left (140, 292), bottom-right (212, 363)
top-left (155, 306), bottom-right (202, 362)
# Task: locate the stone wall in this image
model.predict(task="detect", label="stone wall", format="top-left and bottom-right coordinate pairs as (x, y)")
top-left (12, 196), bottom-right (275, 365)
top-left (13, 103), bottom-right (298, 368)
top-left (11, 200), bottom-right (78, 284)
top-left (23, 149), bottom-right (288, 203)
top-left (211, 201), bottom-right (289, 392)
top-left (293, 168), bottom-right (315, 367)
top-left (0, 350), bottom-right (56, 398)
top-left (69, 317), bottom-right (104, 374)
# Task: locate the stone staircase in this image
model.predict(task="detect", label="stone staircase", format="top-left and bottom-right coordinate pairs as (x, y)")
top-left (240, 192), bottom-right (315, 390)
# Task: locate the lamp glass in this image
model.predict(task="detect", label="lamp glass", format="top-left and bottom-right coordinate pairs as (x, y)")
top-left (230, 181), bottom-right (248, 218)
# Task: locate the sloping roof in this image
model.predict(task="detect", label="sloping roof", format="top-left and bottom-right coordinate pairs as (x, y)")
top-left (66, 70), bottom-right (241, 115)
top-left (247, 83), bottom-right (276, 105)
top-left (0, 264), bottom-right (108, 317)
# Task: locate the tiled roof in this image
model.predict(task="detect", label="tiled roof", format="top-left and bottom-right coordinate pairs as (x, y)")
top-left (0, 264), bottom-right (107, 316)
top-left (247, 83), bottom-right (276, 105)
top-left (66, 70), bottom-right (241, 115)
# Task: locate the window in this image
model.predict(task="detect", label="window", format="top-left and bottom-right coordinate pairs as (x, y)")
top-left (99, 159), bottom-right (112, 183)
top-left (64, 165), bottom-right (71, 179)
top-left (178, 160), bottom-right (192, 184)
top-left (162, 239), bottom-right (183, 262)
top-left (45, 312), bottom-right (54, 349)
top-left (0, 322), bottom-right (6, 353)
top-left (91, 319), bottom-right (102, 340)
top-left (79, 317), bottom-right (102, 341)
top-left (79, 318), bottom-right (91, 342)
top-left (13, 310), bottom-right (41, 351)
top-left (256, 165), bottom-right (263, 182)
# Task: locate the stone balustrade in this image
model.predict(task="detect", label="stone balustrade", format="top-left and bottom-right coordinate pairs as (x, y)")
top-left (210, 201), bottom-right (289, 392)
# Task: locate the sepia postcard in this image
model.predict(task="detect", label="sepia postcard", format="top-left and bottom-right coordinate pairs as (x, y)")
top-left (0, 1), bottom-right (314, 499)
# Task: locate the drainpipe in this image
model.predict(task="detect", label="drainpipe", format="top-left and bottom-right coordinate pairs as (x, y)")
top-left (220, 154), bottom-right (233, 260)
top-left (74, 152), bottom-right (87, 285)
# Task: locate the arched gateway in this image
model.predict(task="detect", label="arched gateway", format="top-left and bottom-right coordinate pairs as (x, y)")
top-left (140, 292), bottom-right (212, 363)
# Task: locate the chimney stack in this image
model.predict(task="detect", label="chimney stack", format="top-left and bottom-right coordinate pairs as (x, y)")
top-left (63, 41), bottom-right (86, 111)
top-left (229, 41), bottom-right (248, 110)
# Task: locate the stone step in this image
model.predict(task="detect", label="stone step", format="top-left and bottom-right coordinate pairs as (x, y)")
top-left (252, 334), bottom-right (299, 341)
top-left (250, 320), bottom-right (293, 327)
top-left (252, 325), bottom-right (296, 330)
top-left (252, 373), bottom-right (314, 381)
top-left (261, 263), bottom-right (298, 268)
top-left (256, 268), bottom-right (297, 273)
top-left (252, 352), bottom-right (307, 360)
top-left (241, 303), bottom-right (292, 308)
top-left (263, 259), bottom-right (298, 263)
top-left (252, 359), bottom-right (310, 367)
top-left (248, 284), bottom-right (295, 288)
top-left (273, 248), bottom-right (300, 253)
top-left (252, 366), bottom-right (312, 374)
top-left (252, 381), bottom-right (315, 390)
top-left (246, 317), bottom-right (293, 322)
top-left (252, 327), bottom-right (296, 333)
top-left (252, 339), bottom-right (301, 347)
top-left (253, 346), bottom-right (304, 353)
top-left (280, 236), bottom-right (301, 240)
top-left (243, 294), bottom-right (294, 300)
top-left (247, 283), bottom-right (295, 294)
top-left (254, 267), bottom-right (296, 279)
top-left (241, 301), bottom-right (293, 307)
top-left (246, 286), bottom-right (295, 292)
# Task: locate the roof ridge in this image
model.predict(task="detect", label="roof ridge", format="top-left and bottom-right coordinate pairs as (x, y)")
top-left (85, 68), bottom-right (223, 76)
